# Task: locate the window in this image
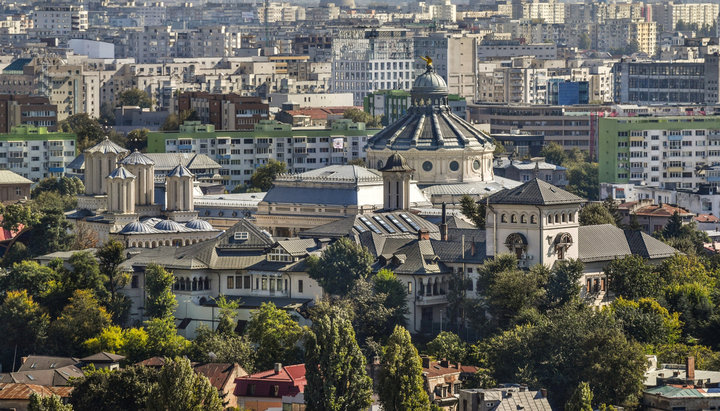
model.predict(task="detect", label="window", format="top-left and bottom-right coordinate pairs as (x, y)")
top-left (298, 280), bottom-right (304, 293)
top-left (501, 214), bottom-right (507, 223)
top-left (407, 281), bottom-right (412, 294)
top-left (236, 276), bottom-right (242, 289)
top-left (244, 276), bottom-right (251, 289)
top-left (131, 275), bottom-right (138, 288)
top-left (227, 276), bottom-right (234, 289)
top-left (511, 214), bottom-right (517, 223)
top-left (520, 215), bottom-right (527, 223)
top-left (531, 215), bottom-right (537, 224)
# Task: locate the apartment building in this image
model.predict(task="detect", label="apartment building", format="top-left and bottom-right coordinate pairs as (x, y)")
top-left (0, 126), bottom-right (76, 182)
top-left (613, 56), bottom-right (720, 105)
top-left (595, 19), bottom-right (657, 55)
top-left (476, 40), bottom-right (557, 60)
top-left (32, 5), bottom-right (88, 36)
top-left (146, 120), bottom-right (377, 189)
top-left (331, 28), bottom-right (414, 106)
top-left (468, 103), bottom-right (607, 155)
top-left (652, 2), bottom-right (720, 31)
top-left (413, 32), bottom-right (479, 99)
top-left (177, 92), bottom-right (269, 131)
top-left (0, 94), bottom-right (57, 133)
top-left (598, 116), bottom-right (720, 190)
top-left (522, 0), bottom-right (565, 24)
top-left (476, 58), bottom-right (548, 105)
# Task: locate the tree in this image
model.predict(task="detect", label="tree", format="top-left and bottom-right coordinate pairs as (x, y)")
top-left (215, 295), bottom-right (239, 335)
top-left (426, 331), bottom-right (467, 363)
top-left (143, 317), bottom-right (189, 358)
top-left (307, 237), bottom-right (374, 296)
top-left (663, 212), bottom-right (684, 239)
top-left (459, 195), bottom-right (486, 228)
top-left (2, 242), bottom-right (30, 267)
top-left (627, 214), bottom-right (642, 231)
top-left (602, 197), bottom-right (623, 226)
top-left (245, 302), bottom-right (305, 371)
top-left (71, 222), bottom-right (99, 250)
top-left (161, 109), bottom-right (199, 131)
top-left (118, 88), bottom-right (153, 109)
top-left (34, 191), bottom-right (76, 213)
top-left (1, 260), bottom-right (59, 298)
top-left (146, 357), bottom-right (223, 411)
top-left (49, 290), bottom-right (112, 356)
top-left (83, 325), bottom-right (150, 363)
top-left (188, 325), bottom-right (255, 372)
top-left (249, 159), bottom-right (287, 191)
top-left (610, 297), bottom-right (681, 345)
top-left (546, 259), bottom-right (584, 308)
top-left (604, 255), bottom-right (657, 300)
top-left (486, 264), bottom-right (545, 322)
top-left (347, 275), bottom-right (408, 349)
top-left (126, 128), bottom-right (149, 151)
top-left (32, 176), bottom-right (84, 198)
top-left (58, 113), bottom-right (104, 152)
top-left (566, 162), bottom-right (599, 201)
top-left (540, 142), bottom-right (567, 166)
top-left (97, 240), bottom-right (130, 323)
top-left (566, 382), bottom-right (593, 411)
top-left (0, 202), bottom-right (40, 231)
top-left (305, 304), bottom-right (373, 411)
top-left (343, 108), bottom-right (382, 127)
top-left (28, 393), bottom-right (73, 411)
top-left (70, 365), bottom-right (158, 411)
top-left (661, 283), bottom-right (714, 339)
top-left (27, 209), bottom-right (74, 256)
top-left (378, 326), bottom-right (430, 411)
top-left (0, 290), bottom-right (49, 369)
top-left (145, 264), bottom-right (178, 320)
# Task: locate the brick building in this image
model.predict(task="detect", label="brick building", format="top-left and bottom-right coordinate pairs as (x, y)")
top-left (177, 92), bottom-right (269, 131)
top-left (0, 94), bottom-right (57, 133)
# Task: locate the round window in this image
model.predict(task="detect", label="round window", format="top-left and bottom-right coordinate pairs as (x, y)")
top-left (422, 161), bottom-right (433, 172)
top-left (449, 161), bottom-right (459, 172)
top-left (473, 159), bottom-right (481, 170)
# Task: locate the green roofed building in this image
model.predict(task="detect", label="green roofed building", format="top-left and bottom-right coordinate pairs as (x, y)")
top-left (598, 115), bottom-right (720, 190)
top-left (0, 125), bottom-right (76, 181)
top-left (146, 120), bottom-right (378, 190)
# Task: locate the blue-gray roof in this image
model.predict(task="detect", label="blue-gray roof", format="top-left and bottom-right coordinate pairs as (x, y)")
top-left (263, 186), bottom-right (358, 206)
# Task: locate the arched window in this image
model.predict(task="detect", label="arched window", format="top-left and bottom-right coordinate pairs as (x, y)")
top-left (501, 214), bottom-right (507, 223)
top-left (511, 214), bottom-right (517, 223)
top-left (531, 215), bottom-right (537, 224)
top-left (520, 215), bottom-right (527, 224)
top-left (547, 215), bottom-right (552, 224)
top-left (569, 212), bottom-right (575, 223)
top-left (555, 214), bottom-right (560, 223)
top-left (562, 213), bottom-right (567, 223)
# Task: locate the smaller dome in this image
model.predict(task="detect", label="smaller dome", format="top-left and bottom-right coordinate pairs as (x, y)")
top-left (186, 219), bottom-right (213, 230)
top-left (412, 64), bottom-right (448, 94)
top-left (107, 165), bottom-right (136, 180)
top-left (120, 221), bottom-right (154, 234)
top-left (119, 149), bottom-right (155, 166)
top-left (154, 219), bottom-right (184, 231)
top-left (379, 152), bottom-right (414, 172)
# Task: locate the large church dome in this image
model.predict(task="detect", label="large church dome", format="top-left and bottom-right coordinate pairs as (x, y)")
top-left (366, 59), bottom-right (495, 185)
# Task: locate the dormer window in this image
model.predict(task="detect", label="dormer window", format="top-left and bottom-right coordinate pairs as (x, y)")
top-left (234, 232), bottom-right (249, 241)
top-left (268, 248), bottom-right (292, 262)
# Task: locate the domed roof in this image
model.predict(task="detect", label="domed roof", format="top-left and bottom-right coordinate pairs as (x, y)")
top-left (85, 136), bottom-right (128, 155)
top-left (154, 219), bottom-right (184, 231)
top-left (119, 221), bottom-right (154, 234)
top-left (185, 219), bottom-right (213, 230)
top-left (367, 64), bottom-right (493, 153)
top-left (107, 165), bottom-right (136, 179)
top-left (167, 164), bottom-right (193, 178)
top-left (379, 153), bottom-right (414, 172)
top-left (119, 149), bottom-right (155, 166)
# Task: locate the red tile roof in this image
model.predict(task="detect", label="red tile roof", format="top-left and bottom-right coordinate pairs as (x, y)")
top-left (695, 214), bottom-right (719, 223)
top-left (234, 364), bottom-right (306, 398)
top-left (0, 383), bottom-right (73, 400)
top-left (633, 204), bottom-right (693, 217)
top-left (0, 215), bottom-right (23, 242)
top-left (194, 363), bottom-right (246, 391)
top-left (422, 361), bottom-right (478, 378)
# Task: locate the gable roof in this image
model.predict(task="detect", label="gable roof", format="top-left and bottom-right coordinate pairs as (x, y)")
top-left (488, 178), bottom-right (584, 205)
top-left (234, 364), bottom-right (306, 398)
top-left (80, 352), bottom-right (125, 363)
top-left (17, 356), bottom-right (79, 372)
top-left (0, 170), bottom-right (32, 185)
top-left (0, 383), bottom-right (73, 400)
top-left (578, 224), bottom-right (678, 262)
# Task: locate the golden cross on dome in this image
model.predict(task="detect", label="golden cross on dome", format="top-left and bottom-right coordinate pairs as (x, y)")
top-left (420, 56), bottom-right (433, 67)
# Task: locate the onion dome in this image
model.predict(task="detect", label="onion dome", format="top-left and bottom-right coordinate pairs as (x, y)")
top-left (154, 219), bottom-right (184, 231)
top-left (167, 164), bottom-right (193, 178)
top-left (107, 165), bottom-right (135, 179)
top-left (185, 219), bottom-right (213, 230)
top-left (85, 136), bottom-right (128, 155)
top-left (119, 149), bottom-right (155, 166)
top-left (119, 221), bottom-right (154, 234)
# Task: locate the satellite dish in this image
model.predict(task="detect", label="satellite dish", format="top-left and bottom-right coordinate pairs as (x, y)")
top-left (208, 352), bottom-right (217, 361)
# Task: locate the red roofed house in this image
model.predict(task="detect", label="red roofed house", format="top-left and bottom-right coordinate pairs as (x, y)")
top-left (275, 107), bottom-right (356, 127)
top-left (0, 383), bottom-right (73, 411)
top-left (618, 200), bottom-right (694, 234)
top-left (421, 357), bottom-right (478, 410)
top-left (694, 214), bottom-right (720, 231)
top-left (234, 363), bottom-right (306, 411)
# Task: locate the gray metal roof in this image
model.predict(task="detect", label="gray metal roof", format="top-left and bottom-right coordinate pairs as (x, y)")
top-left (0, 170), bottom-right (32, 185)
top-left (263, 186), bottom-right (360, 206)
top-left (167, 164), bottom-right (193, 178)
top-left (275, 165), bottom-right (382, 183)
top-left (107, 165), bottom-right (135, 179)
top-left (143, 153), bottom-right (220, 171)
top-left (119, 149), bottom-right (155, 166)
top-left (85, 137), bottom-right (128, 155)
top-left (578, 224), bottom-right (678, 263)
top-left (419, 177), bottom-right (521, 197)
top-left (487, 178), bottom-right (584, 205)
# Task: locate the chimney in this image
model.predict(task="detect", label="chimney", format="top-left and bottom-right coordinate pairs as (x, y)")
top-left (418, 228), bottom-right (430, 241)
top-left (274, 362), bottom-right (282, 374)
top-left (687, 356), bottom-right (695, 380)
top-left (421, 355), bottom-right (431, 369)
top-left (440, 202), bottom-right (448, 241)
top-left (540, 388), bottom-right (547, 398)
top-left (440, 359), bottom-right (449, 368)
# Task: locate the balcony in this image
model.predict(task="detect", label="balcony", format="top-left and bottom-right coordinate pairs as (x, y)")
top-left (178, 144), bottom-right (193, 150)
top-left (416, 293), bottom-right (447, 306)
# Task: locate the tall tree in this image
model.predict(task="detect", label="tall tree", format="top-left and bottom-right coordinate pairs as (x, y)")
top-left (546, 259), bottom-right (584, 308)
top-left (540, 142), bottom-right (567, 166)
top-left (49, 290), bottom-right (112, 356)
top-left (566, 162), bottom-right (599, 201)
top-left (0, 202), bottom-right (40, 231)
top-left (58, 113), bottom-right (104, 152)
top-left (307, 237), bottom-right (374, 296)
top-left (71, 365), bottom-right (158, 411)
top-left (146, 357), bottom-right (223, 411)
top-left (425, 331), bottom-right (467, 363)
top-left (188, 325), bottom-right (255, 372)
top-left (28, 209), bottom-right (74, 256)
top-left (579, 203), bottom-right (616, 226)
top-left (96, 240), bottom-right (130, 323)
top-left (610, 297), bottom-right (681, 345)
top-left (245, 302), bottom-right (305, 370)
top-left (604, 255), bottom-right (657, 300)
top-left (118, 88), bottom-right (153, 108)
top-left (126, 128), bottom-right (149, 151)
top-left (214, 295), bottom-right (239, 335)
top-left (459, 195), bottom-right (486, 228)
top-left (305, 304), bottom-right (373, 411)
top-left (662, 212), bottom-right (684, 238)
top-left (379, 326), bottom-right (430, 411)
top-left (249, 159), bottom-right (287, 191)
top-left (31, 176), bottom-right (84, 198)
top-left (143, 317), bottom-right (189, 358)
top-left (145, 264), bottom-right (178, 320)
top-left (0, 290), bottom-right (49, 370)
top-left (566, 382), bottom-right (594, 411)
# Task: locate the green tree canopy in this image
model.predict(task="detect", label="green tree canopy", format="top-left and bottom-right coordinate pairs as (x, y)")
top-left (146, 357), bottom-right (223, 411)
top-left (143, 317), bottom-right (189, 358)
top-left (245, 302), bottom-right (305, 371)
top-left (604, 255), bottom-right (657, 300)
top-left (31, 176), bottom-right (84, 198)
top-left (609, 297), bottom-right (681, 345)
top-left (118, 88), bottom-right (153, 109)
top-left (566, 162), bottom-right (599, 201)
top-left (188, 325), bottom-right (255, 372)
top-left (343, 108), bottom-right (382, 127)
top-left (304, 303), bottom-right (373, 411)
top-left (58, 113), bottom-right (104, 152)
top-left (566, 381), bottom-right (594, 411)
top-left (426, 331), bottom-right (467, 363)
top-left (145, 264), bottom-right (178, 320)
top-left (0, 290), bottom-right (49, 369)
top-left (28, 393), bottom-right (73, 411)
top-left (459, 195), bottom-right (486, 228)
top-left (49, 290), bottom-right (112, 356)
top-left (126, 128), bottom-right (149, 151)
top-left (307, 237), bottom-right (374, 296)
top-left (70, 365), bottom-right (158, 411)
top-left (540, 142), bottom-right (567, 166)
top-left (248, 159), bottom-right (287, 191)
top-left (546, 259), bottom-right (584, 308)
top-left (379, 326), bottom-right (430, 411)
